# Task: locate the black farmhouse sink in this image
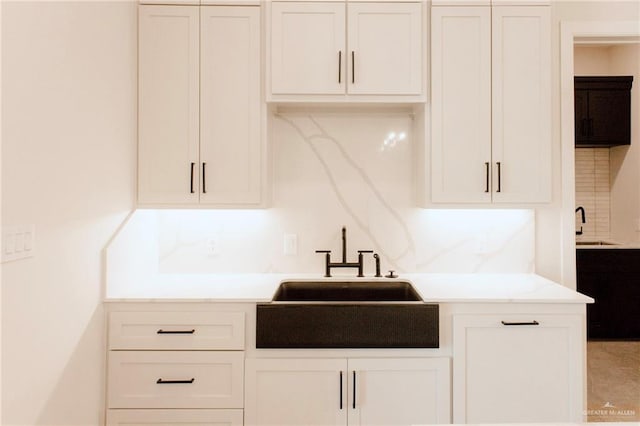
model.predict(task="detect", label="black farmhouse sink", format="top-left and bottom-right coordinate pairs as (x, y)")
top-left (256, 280), bottom-right (439, 349)
top-left (272, 280), bottom-right (423, 302)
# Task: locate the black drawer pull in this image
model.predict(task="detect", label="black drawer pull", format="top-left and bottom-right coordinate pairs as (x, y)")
top-left (352, 371), bottom-right (356, 409)
top-left (501, 320), bottom-right (539, 326)
top-left (339, 371), bottom-right (343, 410)
top-left (157, 329), bottom-right (195, 334)
top-left (156, 378), bottom-right (195, 384)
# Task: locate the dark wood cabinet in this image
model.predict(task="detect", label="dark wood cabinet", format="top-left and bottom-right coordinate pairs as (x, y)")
top-left (574, 76), bottom-right (633, 147)
top-left (576, 248), bottom-right (640, 340)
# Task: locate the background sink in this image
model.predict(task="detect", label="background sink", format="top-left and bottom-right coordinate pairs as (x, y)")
top-left (272, 280), bottom-right (423, 302)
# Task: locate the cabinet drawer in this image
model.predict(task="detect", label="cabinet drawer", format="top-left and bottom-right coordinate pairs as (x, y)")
top-left (109, 311), bottom-right (245, 350)
top-left (108, 351), bottom-right (244, 409)
top-left (106, 409), bottom-right (243, 425)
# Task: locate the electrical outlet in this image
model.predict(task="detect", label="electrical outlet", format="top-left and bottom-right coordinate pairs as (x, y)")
top-left (207, 238), bottom-right (220, 256)
top-left (284, 234), bottom-right (297, 256)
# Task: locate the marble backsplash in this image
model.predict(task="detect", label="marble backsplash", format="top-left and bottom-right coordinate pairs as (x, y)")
top-left (106, 111), bottom-right (534, 288)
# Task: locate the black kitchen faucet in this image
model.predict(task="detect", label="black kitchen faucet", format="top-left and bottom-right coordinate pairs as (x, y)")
top-left (315, 226), bottom-right (380, 278)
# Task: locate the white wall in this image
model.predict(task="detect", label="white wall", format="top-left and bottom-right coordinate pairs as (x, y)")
top-left (609, 44), bottom-right (640, 243)
top-left (1, 2), bottom-right (136, 424)
top-left (547, 0), bottom-right (640, 287)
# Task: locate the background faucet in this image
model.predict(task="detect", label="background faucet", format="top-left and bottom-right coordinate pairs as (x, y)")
top-left (575, 206), bottom-right (586, 235)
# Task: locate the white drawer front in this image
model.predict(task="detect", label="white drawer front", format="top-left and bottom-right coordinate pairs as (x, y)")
top-left (109, 311), bottom-right (245, 350)
top-left (106, 409), bottom-right (243, 425)
top-left (108, 351), bottom-right (244, 409)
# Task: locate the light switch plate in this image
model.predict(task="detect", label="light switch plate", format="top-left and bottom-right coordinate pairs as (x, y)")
top-left (1, 225), bottom-right (35, 263)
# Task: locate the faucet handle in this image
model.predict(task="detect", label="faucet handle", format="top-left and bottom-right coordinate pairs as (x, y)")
top-left (357, 250), bottom-right (373, 254)
top-left (315, 250), bottom-right (331, 254)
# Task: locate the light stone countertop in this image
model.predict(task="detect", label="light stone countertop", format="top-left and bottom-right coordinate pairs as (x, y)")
top-left (575, 239), bottom-right (640, 249)
top-left (104, 272), bottom-right (594, 304)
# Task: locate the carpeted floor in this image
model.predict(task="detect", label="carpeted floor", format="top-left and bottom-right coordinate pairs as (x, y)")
top-left (587, 341), bottom-right (640, 422)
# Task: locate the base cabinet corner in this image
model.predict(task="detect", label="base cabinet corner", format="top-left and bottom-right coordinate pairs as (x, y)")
top-left (452, 313), bottom-right (584, 423)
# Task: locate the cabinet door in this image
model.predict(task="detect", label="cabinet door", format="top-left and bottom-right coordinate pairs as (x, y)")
top-left (347, 3), bottom-right (422, 95)
top-left (491, 6), bottom-right (551, 203)
top-left (138, 6), bottom-right (200, 205)
top-left (200, 6), bottom-right (262, 205)
top-left (431, 7), bottom-right (492, 203)
top-left (574, 89), bottom-right (589, 144)
top-left (347, 358), bottom-right (450, 425)
top-left (244, 358), bottom-right (347, 426)
top-left (452, 314), bottom-right (583, 423)
top-left (270, 2), bottom-right (346, 95)
top-left (106, 409), bottom-right (243, 426)
top-left (588, 90), bottom-right (631, 146)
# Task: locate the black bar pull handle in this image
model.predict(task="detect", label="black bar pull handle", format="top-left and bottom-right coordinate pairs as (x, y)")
top-left (588, 118), bottom-right (594, 137)
top-left (338, 51), bottom-right (342, 84)
top-left (351, 51), bottom-right (355, 84)
top-left (581, 118), bottom-right (587, 137)
top-left (156, 378), bottom-right (195, 384)
top-left (484, 162), bottom-right (490, 193)
top-left (501, 320), bottom-right (540, 326)
top-left (496, 161), bottom-right (502, 193)
top-left (352, 371), bottom-right (356, 409)
top-left (339, 371), bottom-right (343, 410)
top-left (190, 162), bottom-right (195, 194)
top-left (157, 329), bottom-right (195, 335)
top-left (202, 162), bottom-right (207, 194)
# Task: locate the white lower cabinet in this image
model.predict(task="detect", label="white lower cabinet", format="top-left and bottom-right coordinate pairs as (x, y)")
top-left (452, 313), bottom-right (584, 423)
top-left (108, 351), bottom-right (244, 409)
top-left (245, 357), bottom-right (450, 425)
top-left (106, 409), bottom-right (243, 426)
top-left (105, 305), bottom-right (248, 426)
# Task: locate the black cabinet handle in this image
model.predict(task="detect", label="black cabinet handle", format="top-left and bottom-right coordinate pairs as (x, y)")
top-left (588, 118), bottom-right (594, 137)
top-left (351, 51), bottom-right (355, 84)
top-left (501, 320), bottom-right (539, 326)
top-left (338, 51), bottom-right (342, 84)
top-left (156, 378), bottom-right (195, 384)
top-left (190, 162), bottom-right (195, 194)
top-left (496, 162), bottom-right (502, 193)
top-left (485, 162), bottom-right (490, 193)
top-left (157, 329), bottom-right (195, 334)
top-left (339, 371), bottom-right (343, 410)
top-left (352, 371), bottom-right (356, 409)
top-left (202, 162), bottom-right (207, 194)
top-left (581, 118), bottom-right (587, 137)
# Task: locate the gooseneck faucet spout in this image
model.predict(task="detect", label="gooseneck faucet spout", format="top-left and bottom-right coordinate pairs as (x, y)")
top-left (575, 206), bottom-right (586, 236)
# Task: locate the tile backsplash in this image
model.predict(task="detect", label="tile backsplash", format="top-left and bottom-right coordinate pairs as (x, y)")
top-left (575, 148), bottom-right (610, 240)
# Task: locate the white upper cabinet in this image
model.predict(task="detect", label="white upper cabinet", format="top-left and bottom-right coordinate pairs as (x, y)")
top-left (271, 2), bottom-right (346, 95)
top-left (200, 6), bottom-right (262, 205)
top-left (138, 5), bottom-right (263, 207)
top-left (431, 6), bottom-right (492, 203)
top-left (347, 3), bottom-right (422, 95)
top-left (268, 1), bottom-right (424, 101)
top-left (138, 6), bottom-right (200, 205)
top-left (491, 6), bottom-right (551, 203)
top-left (430, 5), bottom-right (551, 204)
